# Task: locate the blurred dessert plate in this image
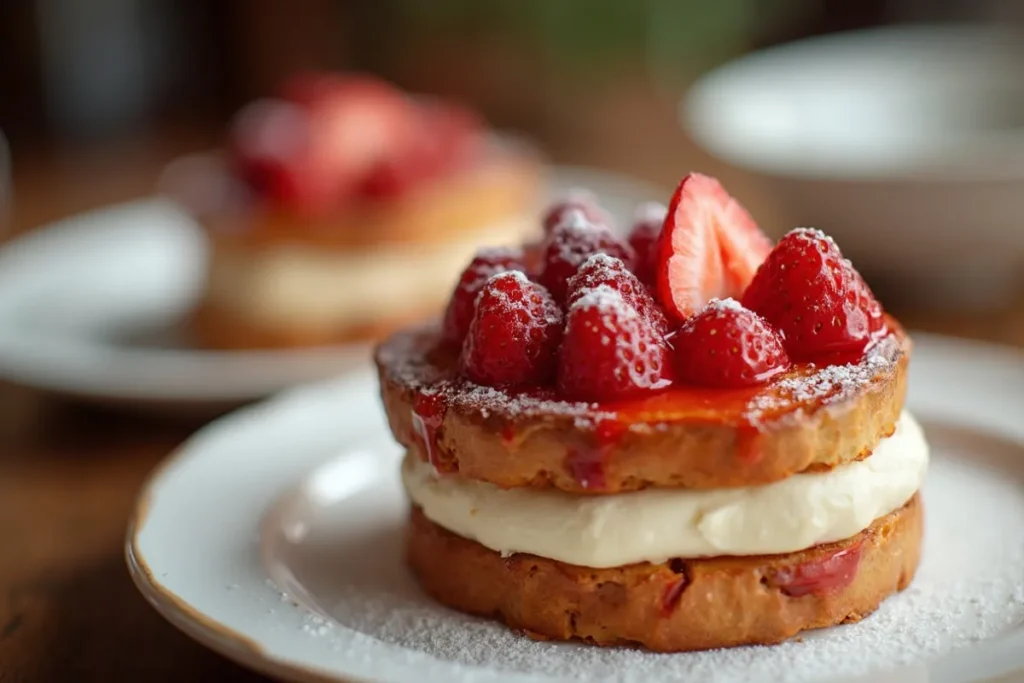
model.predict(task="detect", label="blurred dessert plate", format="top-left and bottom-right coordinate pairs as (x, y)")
top-left (0, 167), bottom-right (665, 411)
top-left (684, 23), bottom-right (1024, 308)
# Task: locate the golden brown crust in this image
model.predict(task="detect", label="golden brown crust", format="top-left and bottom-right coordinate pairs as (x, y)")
top-left (406, 494), bottom-right (922, 652)
top-left (376, 322), bottom-right (910, 492)
top-left (201, 141), bottom-right (542, 249)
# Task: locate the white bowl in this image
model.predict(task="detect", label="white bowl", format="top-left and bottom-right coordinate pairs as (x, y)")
top-left (684, 24), bottom-right (1024, 308)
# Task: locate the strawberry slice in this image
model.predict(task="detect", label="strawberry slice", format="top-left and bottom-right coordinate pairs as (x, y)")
top-left (656, 173), bottom-right (770, 320)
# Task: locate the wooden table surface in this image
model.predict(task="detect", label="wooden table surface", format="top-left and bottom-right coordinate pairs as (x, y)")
top-left (1, 143), bottom-right (1023, 682)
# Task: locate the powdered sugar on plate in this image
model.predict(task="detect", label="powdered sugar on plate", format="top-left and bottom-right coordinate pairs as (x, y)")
top-left (265, 423), bottom-right (1024, 683)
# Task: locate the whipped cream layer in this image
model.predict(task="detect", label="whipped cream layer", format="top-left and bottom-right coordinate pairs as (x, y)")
top-left (402, 412), bottom-right (928, 567)
top-left (204, 215), bottom-right (531, 330)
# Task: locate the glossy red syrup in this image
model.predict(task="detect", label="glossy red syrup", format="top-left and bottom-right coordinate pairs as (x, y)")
top-left (605, 385), bottom-right (763, 428)
top-left (768, 542), bottom-right (864, 597)
top-left (411, 392), bottom-right (453, 473)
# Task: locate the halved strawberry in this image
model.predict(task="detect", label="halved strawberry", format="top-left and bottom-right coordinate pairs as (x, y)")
top-left (656, 173), bottom-right (771, 321)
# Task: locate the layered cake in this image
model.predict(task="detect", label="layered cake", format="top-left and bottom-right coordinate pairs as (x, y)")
top-left (169, 72), bottom-right (541, 348)
top-left (375, 173), bottom-right (927, 651)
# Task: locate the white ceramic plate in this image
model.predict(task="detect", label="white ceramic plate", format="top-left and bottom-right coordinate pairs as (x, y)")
top-left (0, 167), bottom-right (665, 411)
top-left (126, 334), bottom-right (1024, 683)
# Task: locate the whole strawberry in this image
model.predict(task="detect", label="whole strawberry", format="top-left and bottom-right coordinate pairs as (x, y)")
top-left (461, 271), bottom-right (563, 387)
top-left (673, 298), bottom-right (790, 388)
top-left (742, 228), bottom-right (884, 360)
top-left (541, 190), bottom-right (613, 234)
top-left (557, 285), bottom-right (672, 402)
top-left (442, 248), bottom-right (525, 346)
top-left (627, 201), bottom-right (667, 286)
top-left (539, 210), bottom-right (635, 305)
top-left (566, 253), bottom-right (669, 334)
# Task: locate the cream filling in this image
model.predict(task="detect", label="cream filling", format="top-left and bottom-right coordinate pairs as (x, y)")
top-left (402, 412), bottom-right (928, 567)
top-left (204, 215), bottom-right (531, 330)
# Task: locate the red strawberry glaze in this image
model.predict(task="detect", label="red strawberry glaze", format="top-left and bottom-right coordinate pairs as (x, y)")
top-left (765, 542), bottom-right (864, 597)
top-left (399, 320), bottom-right (901, 430)
top-left (411, 391), bottom-right (454, 473)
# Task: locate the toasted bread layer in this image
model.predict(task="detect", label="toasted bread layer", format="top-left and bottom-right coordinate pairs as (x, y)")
top-left (376, 321), bottom-right (910, 492)
top-left (406, 494), bottom-right (921, 652)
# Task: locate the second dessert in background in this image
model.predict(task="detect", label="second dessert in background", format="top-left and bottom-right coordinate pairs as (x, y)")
top-left (166, 72), bottom-right (542, 349)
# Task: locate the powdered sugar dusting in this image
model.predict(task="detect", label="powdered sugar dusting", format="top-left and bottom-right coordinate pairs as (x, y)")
top-left (475, 245), bottom-right (522, 261)
top-left (706, 297), bottom-right (744, 313)
top-left (578, 252), bottom-right (623, 271)
top-left (787, 227), bottom-right (835, 245)
top-left (376, 324), bottom-right (611, 425)
top-left (570, 284), bottom-right (638, 320)
top-left (745, 347), bottom-right (894, 425)
top-left (276, 430), bottom-right (1024, 682)
top-left (379, 323), bottom-right (903, 431)
top-left (554, 207), bottom-right (594, 233)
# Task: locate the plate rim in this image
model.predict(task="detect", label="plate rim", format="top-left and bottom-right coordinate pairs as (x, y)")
top-left (125, 333), bottom-right (1024, 683)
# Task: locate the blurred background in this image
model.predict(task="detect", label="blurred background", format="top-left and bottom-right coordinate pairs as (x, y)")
top-left (1, 3), bottom-right (1024, 680)
top-left (3, 0), bottom-right (1024, 320)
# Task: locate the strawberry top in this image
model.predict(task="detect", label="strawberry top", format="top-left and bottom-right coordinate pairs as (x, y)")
top-left (441, 175), bottom-right (887, 402)
top-left (229, 72), bottom-right (484, 213)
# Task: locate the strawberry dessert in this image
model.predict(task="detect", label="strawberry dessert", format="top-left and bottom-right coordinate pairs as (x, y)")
top-left (375, 172), bottom-right (928, 651)
top-left (166, 72), bottom-right (541, 349)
